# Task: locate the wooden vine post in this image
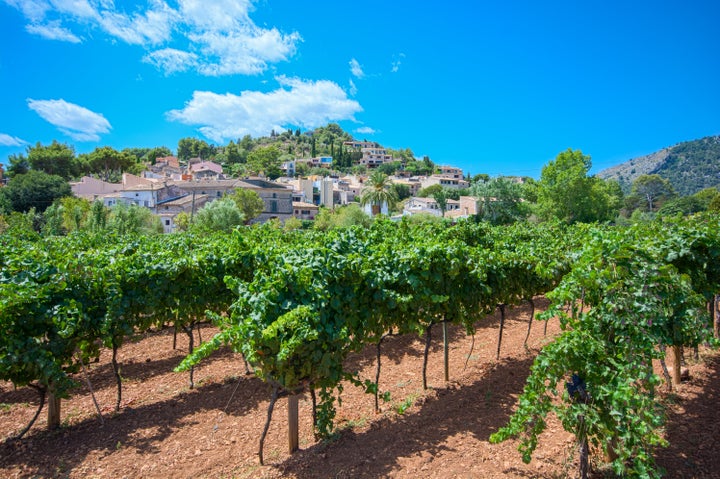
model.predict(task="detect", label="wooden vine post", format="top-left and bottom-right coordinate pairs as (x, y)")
top-left (567, 374), bottom-right (590, 479)
top-left (47, 390), bottom-right (61, 430)
top-left (496, 304), bottom-right (506, 360)
top-left (442, 320), bottom-right (449, 382)
top-left (671, 345), bottom-right (683, 386)
top-left (288, 394), bottom-right (300, 453)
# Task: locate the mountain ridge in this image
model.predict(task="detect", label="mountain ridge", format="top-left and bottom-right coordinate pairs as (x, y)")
top-left (597, 135), bottom-right (720, 196)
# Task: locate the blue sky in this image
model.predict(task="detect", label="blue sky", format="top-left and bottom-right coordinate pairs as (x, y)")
top-left (1, 0), bottom-right (719, 178)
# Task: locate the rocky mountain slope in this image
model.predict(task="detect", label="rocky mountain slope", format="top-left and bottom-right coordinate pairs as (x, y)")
top-left (598, 135), bottom-right (720, 196)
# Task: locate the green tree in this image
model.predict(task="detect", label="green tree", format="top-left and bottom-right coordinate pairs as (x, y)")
top-left (283, 216), bottom-right (303, 231)
top-left (537, 149), bottom-right (618, 223)
top-left (247, 145), bottom-right (282, 179)
top-left (631, 174), bottom-right (675, 212)
top-left (359, 171), bottom-right (398, 216)
top-left (239, 134), bottom-right (254, 152)
top-left (376, 161), bottom-right (402, 176)
top-left (225, 141), bottom-right (242, 164)
top-left (0, 209), bottom-right (40, 238)
top-left (228, 188), bottom-right (265, 224)
top-left (692, 187), bottom-right (720, 209)
top-left (42, 202), bottom-right (65, 236)
top-left (174, 211), bottom-right (191, 231)
top-left (86, 200), bottom-right (109, 232)
top-left (404, 157), bottom-right (435, 176)
top-left (471, 177), bottom-right (529, 225)
top-left (46, 196), bottom-right (92, 232)
top-left (145, 146), bottom-right (173, 164)
top-left (107, 203), bottom-right (163, 235)
top-left (27, 141), bottom-right (77, 180)
top-left (472, 173), bottom-right (490, 184)
top-left (313, 204), bottom-right (372, 230)
top-left (657, 196), bottom-right (704, 217)
top-left (3, 170), bottom-right (72, 213)
top-left (177, 137), bottom-right (213, 162)
top-left (120, 146), bottom-right (172, 165)
top-left (432, 188), bottom-right (450, 217)
top-left (0, 189), bottom-right (11, 215)
top-left (82, 146), bottom-right (136, 182)
top-left (295, 162), bottom-right (310, 178)
top-left (6, 153), bottom-right (30, 178)
top-left (190, 198), bottom-right (245, 233)
top-left (417, 184), bottom-right (443, 198)
top-left (390, 183), bottom-right (411, 201)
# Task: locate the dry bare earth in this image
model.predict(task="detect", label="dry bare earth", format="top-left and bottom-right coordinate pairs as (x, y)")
top-left (1, 300), bottom-right (719, 479)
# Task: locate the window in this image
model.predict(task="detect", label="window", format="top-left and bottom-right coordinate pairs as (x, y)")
top-left (271, 200), bottom-right (278, 213)
top-left (165, 220), bottom-right (170, 226)
top-left (217, 191), bottom-right (221, 197)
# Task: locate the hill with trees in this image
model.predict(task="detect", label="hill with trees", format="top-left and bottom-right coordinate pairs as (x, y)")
top-left (598, 135), bottom-right (720, 196)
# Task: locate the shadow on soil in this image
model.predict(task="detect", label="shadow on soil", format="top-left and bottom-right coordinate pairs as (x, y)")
top-left (273, 355), bottom-right (536, 479)
top-left (656, 354), bottom-right (720, 479)
top-left (0, 326), bottom-right (235, 405)
top-left (344, 297), bottom-right (550, 375)
top-left (0, 300), bottom-right (557, 479)
top-left (0, 371), bottom-right (269, 477)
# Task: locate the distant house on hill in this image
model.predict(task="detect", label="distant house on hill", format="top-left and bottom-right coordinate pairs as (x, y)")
top-left (293, 201), bottom-right (319, 220)
top-left (174, 177), bottom-right (293, 223)
top-left (151, 156), bottom-right (182, 178)
top-left (240, 178), bottom-right (294, 223)
top-left (343, 140), bottom-right (377, 150)
top-left (403, 196), bottom-right (478, 219)
top-left (359, 146), bottom-right (394, 168)
top-left (403, 197), bottom-right (455, 217)
top-left (436, 166), bottom-right (464, 179)
top-left (190, 160), bottom-right (223, 179)
top-left (156, 194), bottom-right (208, 233)
top-left (420, 175), bottom-right (470, 190)
top-left (70, 176), bottom-right (122, 201)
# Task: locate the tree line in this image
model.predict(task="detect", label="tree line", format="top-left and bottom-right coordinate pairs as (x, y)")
top-left (3, 128), bottom-right (719, 233)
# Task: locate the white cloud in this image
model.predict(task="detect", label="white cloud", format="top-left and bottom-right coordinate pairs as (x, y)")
top-left (167, 77), bottom-right (363, 143)
top-left (143, 48), bottom-right (197, 74)
top-left (349, 58), bottom-right (364, 78)
top-left (349, 79), bottom-right (357, 96)
top-left (4, 0), bottom-right (51, 22)
top-left (190, 27), bottom-right (301, 76)
top-left (27, 98), bottom-right (111, 142)
top-left (51, 0), bottom-right (99, 20)
top-left (26, 20), bottom-right (82, 42)
top-left (178, 0), bottom-right (252, 31)
top-left (0, 133), bottom-right (28, 146)
top-left (391, 52), bottom-right (405, 73)
top-left (99, 3), bottom-right (178, 46)
top-left (355, 126), bottom-right (376, 135)
top-left (5, 0), bottom-right (302, 76)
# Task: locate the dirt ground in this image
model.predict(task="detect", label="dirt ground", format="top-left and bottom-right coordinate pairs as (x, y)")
top-left (1, 300), bottom-right (719, 479)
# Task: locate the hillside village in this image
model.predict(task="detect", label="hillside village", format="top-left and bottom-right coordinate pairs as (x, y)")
top-left (4, 130), bottom-right (720, 233)
top-left (64, 139), bottom-right (482, 233)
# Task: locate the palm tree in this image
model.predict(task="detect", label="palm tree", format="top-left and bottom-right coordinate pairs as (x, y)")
top-left (359, 171), bottom-right (399, 216)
